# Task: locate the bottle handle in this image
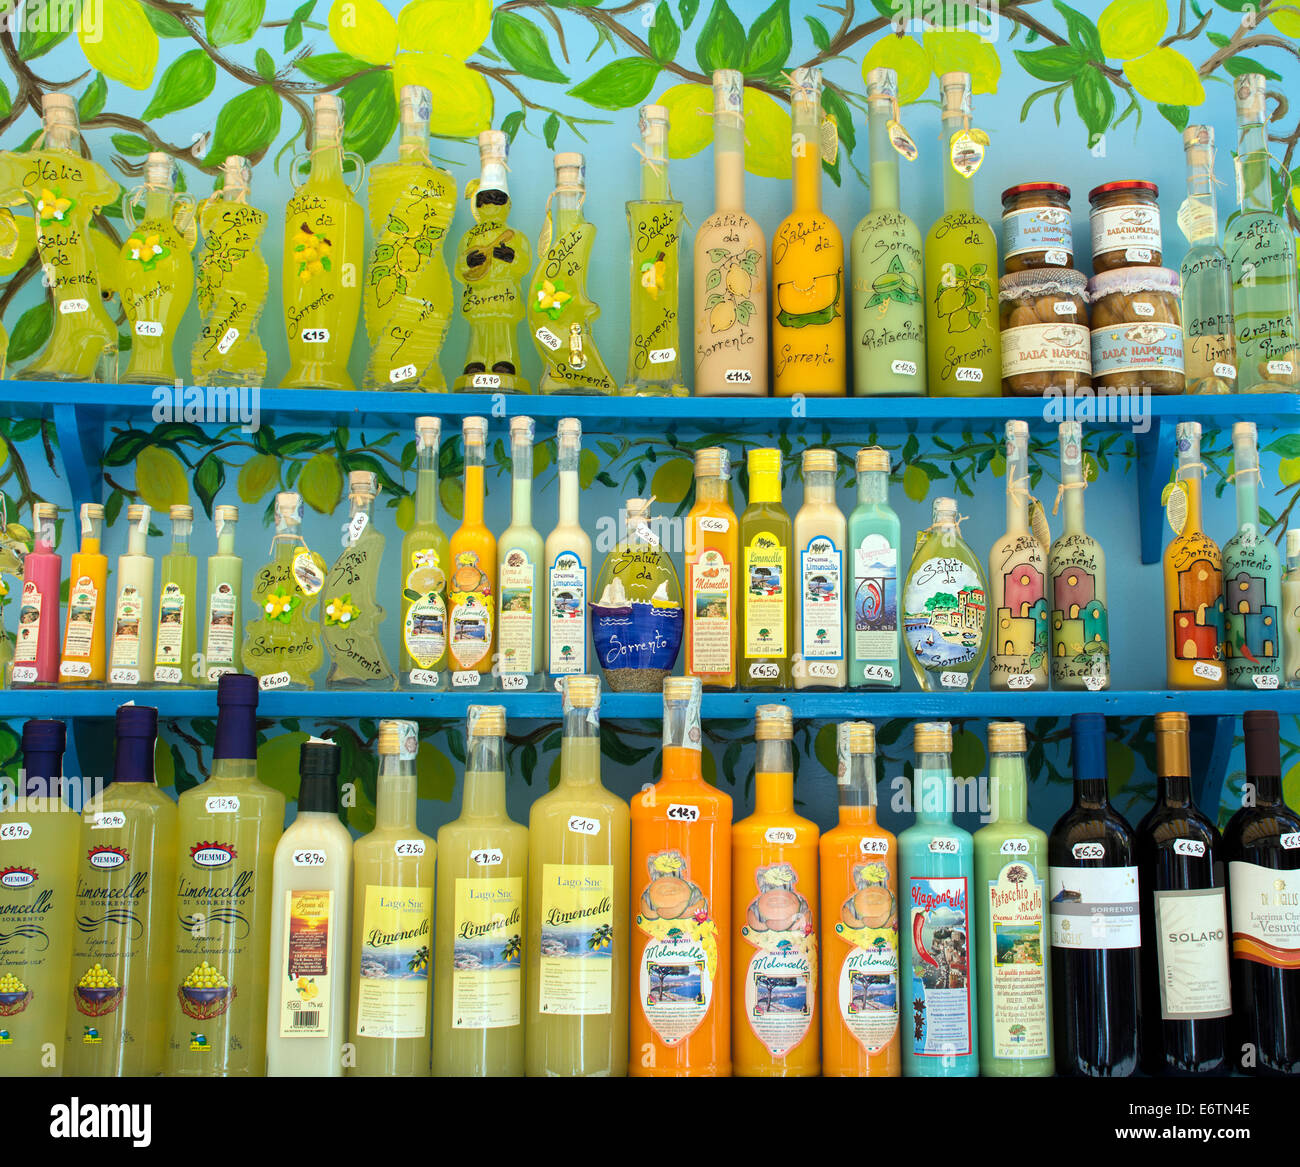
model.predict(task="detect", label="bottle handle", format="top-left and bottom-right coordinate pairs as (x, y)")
top-left (288, 152), bottom-right (310, 192)
top-left (121, 186), bottom-right (142, 234)
top-left (342, 150), bottom-right (365, 194)
top-left (172, 193), bottom-right (198, 250)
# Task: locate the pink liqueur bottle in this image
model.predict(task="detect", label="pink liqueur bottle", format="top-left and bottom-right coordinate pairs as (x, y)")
top-left (13, 501), bottom-right (62, 685)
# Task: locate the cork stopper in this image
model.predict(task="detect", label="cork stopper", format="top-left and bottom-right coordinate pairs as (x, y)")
top-left (415, 416), bottom-right (440, 449)
top-left (694, 446), bottom-right (729, 479)
top-left (33, 501), bottom-right (57, 523)
top-left (865, 67), bottom-right (898, 102)
top-left (639, 104), bottom-right (669, 160)
top-left (479, 129), bottom-right (507, 163)
top-left (462, 416), bottom-right (487, 448)
top-left (1232, 420), bottom-right (1258, 444)
top-left (988, 721), bottom-right (1026, 753)
top-left (221, 156), bottom-right (252, 199)
top-left (467, 704), bottom-right (507, 737)
top-left (348, 470), bottom-right (377, 498)
top-left (215, 504), bottom-right (238, 523)
top-left (274, 492), bottom-right (302, 521)
top-left (755, 704), bottom-right (793, 741)
top-left (169, 504), bottom-right (194, 521)
top-left (554, 151), bottom-right (585, 191)
top-left (377, 718), bottom-right (418, 757)
top-left (1234, 73), bottom-right (1266, 124)
top-left (41, 92), bottom-right (78, 132)
top-left (841, 721), bottom-right (876, 755)
top-left (933, 495), bottom-right (959, 522)
top-left (664, 676), bottom-right (701, 702)
top-left (626, 498), bottom-right (652, 520)
top-left (856, 447), bottom-right (890, 474)
top-left (802, 448), bottom-right (836, 474)
top-left (1155, 711), bottom-right (1190, 776)
top-left (713, 69), bottom-right (743, 120)
top-left (1288, 529), bottom-right (1300, 559)
top-left (143, 152), bottom-right (174, 189)
top-left (940, 72), bottom-right (972, 118)
top-left (562, 674), bottom-right (600, 708)
top-left (510, 415), bottom-right (535, 444)
top-left (313, 93), bottom-right (343, 141)
top-left (1183, 125), bottom-right (1213, 165)
top-left (399, 85), bottom-right (432, 132)
top-left (914, 721), bottom-right (953, 754)
top-left (557, 417), bottom-right (582, 443)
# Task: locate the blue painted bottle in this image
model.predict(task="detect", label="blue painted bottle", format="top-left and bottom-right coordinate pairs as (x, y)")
top-left (848, 447), bottom-right (901, 689)
top-left (899, 721), bottom-right (978, 1076)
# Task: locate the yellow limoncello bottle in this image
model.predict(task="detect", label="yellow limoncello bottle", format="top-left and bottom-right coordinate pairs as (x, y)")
top-left (363, 85), bottom-right (455, 392)
top-left (193, 156), bottom-right (268, 387)
top-left (282, 94), bottom-right (365, 392)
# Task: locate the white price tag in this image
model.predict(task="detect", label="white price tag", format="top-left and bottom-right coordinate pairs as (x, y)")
top-left (891, 359), bottom-right (917, 376)
top-left (1084, 674), bottom-right (1106, 691)
top-left (634, 523), bottom-right (660, 547)
top-left (1213, 362), bottom-right (1236, 378)
top-left (10, 666), bottom-right (37, 684)
top-left (698, 516), bottom-right (730, 534)
top-left (259, 670), bottom-right (292, 690)
top-left (940, 670), bottom-right (967, 689)
top-left (1000, 838), bottom-right (1030, 855)
top-left (1007, 673), bottom-right (1036, 690)
top-left (60, 661), bottom-right (93, 679)
top-left (1281, 833), bottom-right (1300, 851)
top-left (389, 363), bottom-right (418, 384)
top-left (649, 347), bottom-right (676, 364)
top-left (1254, 673), bottom-right (1280, 690)
top-left (666, 803), bottom-right (700, 823)
top-left (205, 795), bottom-right (240, 814)
top-left (207, 665), bottom-right (234, 683)
top-left (1192, 661), bottom-right (1222, 682)
top-left (500, 673), bottom-right (528, 690)
top-left (955, 367), bottom-right (983, 383)
top-left (452, 670), bottom-right (480, 688)
top-left (724, 369), bottom-right (752, 384)
top-left (808, 662), bottom-right (839, 678)
top-left (1072, 842), bottom-right (1105, 860)
top-left (110, 668), bottom-right (139, 685)
top-left (1053, 300), bottom-right (1078, 316)
top-left (749, 662), bottom-right (780, 680)
top-left (395, 839), bottom-right (427, 857)
top-left (348, 512), bottom-right (369, 543)
top-left (1268, 360), bottom-right (1295, 376)
top-left (300, 327), bottom-right (330, 343)
top-left (928, 837), bottom-right (959, 854)
top-left (92, 812), bottom-right (126, 830)
top-left (471, 848), bottom-right (503, 866)
top-left (860, 664), bottom-right (896, 684)
top-left (471, 373), bottom-right (500, 389)
top-left (1044, 249), bottom-right (1070, 266)
top-left (59, 298), bottom-right (88, 314)
top-left (859, 837), bottom-right (890, 855)
top-left (1125, 247), bottom-right (1153, 263)
top-left (408, 669), bottom-right (441, 688)
top-left (536, 326), bottom-right (561, 351)
top-left (0, 822), bottom-right (32, 840)
top-left (154, 665), bottom-right (183, 685)
top-left (134, 319), bottom-right (164, 337)
top-left (1134, 301), bottom-right (1155, 317)
top-left (1173, 838), bottom-right (1206, 857)
top-left (292, 849), bottom-right (327, 867)
top-left (567, 816), bottom-right (600, 836)
top-left (764, 827), bottom-right (797, 845)
top-left (217, 327), bottom-right (240, 354)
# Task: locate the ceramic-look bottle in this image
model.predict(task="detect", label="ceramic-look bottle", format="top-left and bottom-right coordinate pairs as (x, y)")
top-left (399, 416), bottom-right (449, 689)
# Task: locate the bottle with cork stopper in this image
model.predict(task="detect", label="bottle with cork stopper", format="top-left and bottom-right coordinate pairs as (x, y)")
top-left (497, 416), bottom-right (544, 691)
top-left (12, 500), bottom-right (62, 686)
top-left (1179, 126), bottom-right (1236, 394)
top-left (848, 445), bottom-right (901, 689)
top-left (793, 447), bottom-right (846, 690)
top-left (108, 503), bottom-right (155, 688)
top-left (545, 418), bottom-right (592, 683)
top-left (684, 446), bottom-right (738, 690)
top-left (153, 503), bottom-right (198, 687)
top-left (400, 416), bottom-right (449, 689)
top-left (448, 416), bottom-right (496, 691)
top-left (60, 503), bottom-right (108, 685)
top-left (1284, 529), bottom-right (1300, 688)
top-left (202, 504), bottom-right (243, 683)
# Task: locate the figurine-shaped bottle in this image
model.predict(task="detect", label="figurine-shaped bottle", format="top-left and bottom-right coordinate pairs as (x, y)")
top-left (1223, 421), bottom-right (1282, 690)
top-left (108, 504), bottom-right (154, 688)
top-left (119, 153), bottom-right (194, 385)
top-left (497, 416), bottom-right (544, 690)
top-left (448, 417), bottom-right (496, 691)
top-left (545, 418), bottom-right (591, 683)
top-left (625, 104), bottom-right (686, 397)
top-left (282, 94), bottom-right (365, 392)
top-left (193, 157), bottom-right (269, 387)
top-left (848, 447), bottom-right (901, 688)
top-left (202, 505), bottom-right (242, 683)
top-left (694, 70), bottom-right (767, 396)
top-left (1164, 422), bottom-right (1226, 689)
top-left (400, 416), bottom-right (449, 689)
top-left (924, 72), bottom-right (999, 396)
top-left (852, 68), bottom-right (925, 396)
top-left (59, 503), bottom-right (107, 685)
top-left (153, 504), bottom-right (198, 687)
top-left (454, 130), bottom-right (530, 393)
top-left (363, 85), bottom-right (455, 392)
top-left (988, 421), bottom-right (1048, 691)
top-left (243, 492), bottom-right (326, 690)
top-left (772, 67), bottom-right (845, 397)
top-left (1179, 127), bottom-right (1236, 394)
top-left (0, 93), bottom-right (118, 381)
top-left (1048, 422), bottom-right (1110, 691)
top-left (323, 471), bottom-right (395, 689)
top-left (528, 152), bottom-right (617, 394)
top-left (903, 495), bottom-right (990, 691)
top-left (1285, 531), bottom-right (1300, 688)
top-left (13, 501), bottom-right (60, 687)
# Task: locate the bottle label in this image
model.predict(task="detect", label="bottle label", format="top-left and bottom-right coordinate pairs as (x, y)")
top-left (688, 547), bottom-right (733, 676)
top-left (1049, 539), bottom-right (1110, 689)
top-left (275, 888), bottom-right (334, 1038)
top-left (772, 212), bottom-right (844, 385)
top-left (356, 884), bottom-right (432, 1040)
top-left (1225, 555), bottom-right (1281, 688)
top-left (744, 532), bottom-right (787, 659)
top-left (1000, 322), bottom-right (1091, 376)
top-left (907, 875), bottom-right (973, 1058)
top-left (695, 222), bottom-right (763, 392)
top-left (741, 860), bottom-right (816, 1057)
top-left (1090, 204), bottom-right (1161, 259)
top-left (110, 585), bottom-right (144, 669)
top-left (903, 555), bottom-right (986, 679)
top-left (547, 551), bottom-right (587, 676)
top-left (1091, 321), bottom-right (1185, 377)
top-left (1227, 860), bottom-right (1300, 968)
top-left (852, 216), bottom-right (924, 365)
top-left (205, 582), bottom-right (238, 668)
top-left (799, 536), bottom-right (843, 661)
top-left (1048, 864), bottom-right (1140, 949)
top-left (1186, 332), bottom-right (1236, 388)
top-left (1168, 531), bottom-right (1225, 667)
top-left (68, 833), bottom-right (143, 1036)
top-left (590, 546), bottom-right (684, 677)
top-left (928, 224), bottom-right (997, 389)
top-left (0, 836), bottom-right (55, 1032)
top-left (986, 861), bottom-right (1050, 1059)
top-left (497, 548), bottom-right (536, 677)
top-left (448, 550), bottom-right (493, 671)
top-left (1003, 205), bottom-right (1073, 261)
top-left (291, 551), bottom-right (324, 596)
top-left (635, 850), bottom-right (717, 1047)
top-left (990, 542), bottom-right (1049, 686)
top-left (403, 548), bottom-right (447, 671)
top-left (537, 863), bottom-right (613, 1016)
top-left (14, 581), bottom-right (41, 665)
top-left (853, 536), bottom-right (898, 667)
top-left (62, 575), bottom-right (100, 665)
top-left (834, 858), bottom-right (899, 1055)
top-left (1153, 886), bottom-right (1231, 1019)
top-left (452, 877), bottom-right (523, 1031)
top-left (154, 582), bottom-right (186, 675)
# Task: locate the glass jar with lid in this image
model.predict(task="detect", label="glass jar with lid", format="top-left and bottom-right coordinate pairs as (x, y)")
top-left (998, 268), bottom-right (1091, 395)
top-left (1001, 182), bottom-right (1073, 272)
top-left (1087, 266), bottom-right (1185, 394)
top-left (1089, 180), bottom-right (1162, 272)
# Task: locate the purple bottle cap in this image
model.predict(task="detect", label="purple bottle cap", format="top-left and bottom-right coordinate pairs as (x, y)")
top-left (113, 705), bottom-right (157, 784)
top-left (214, 673), bottom-right (258, 761)
top-left (21, 718), bottom-right (65, 798)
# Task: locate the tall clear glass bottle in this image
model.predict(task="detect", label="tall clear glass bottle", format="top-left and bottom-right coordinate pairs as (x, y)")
top-left (400, 416), bottom-right (449, 689)
top-left (59, 503), bottom-right (107, 686)
top-left (323, 471), bottom-right (394, 689)
top-left (545, 419), bottom-right (591, 683)
top-left (740, 448), bottom-right (792, 689)
top-left (848, 447), bottom-right (901, 688)
top-left (498, 417), bottom-right (544, 690)
top-left (793, 448), bottom-right (846, 690)
top-left (1180, 127), bottom-right (1236, 394)
top-left (202, 505), bottom-right (242, 683)
top-left (153, 504), bottom-right (198, 688)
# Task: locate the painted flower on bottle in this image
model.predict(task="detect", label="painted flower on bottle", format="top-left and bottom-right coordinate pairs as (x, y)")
top-left (126, 232), bottom-right (168, 271)
top-left (535, 277), bottom-right (571, 319)
top-left (34, 186), bottom-right (73, 225)
top-left (324, 594), bottom-right (359, 626)
top-left (264, 590), bottom-right (296, 622)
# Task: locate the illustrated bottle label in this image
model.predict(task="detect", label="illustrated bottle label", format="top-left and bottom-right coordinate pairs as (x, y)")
top-left (403, 548), bottom-right (446, 670)
top-left (834, 858), bottom-right (899, 1055)
top-left (1091, 204), bottom-right (1161, 261)
top-left (206, 582), bottom-right (238, 669)
top-left (14, 582), bottom-right (42, 665)
top-left (628, 203), bottom-right (682, 382)
top-left (1169, 532), bottom-right (1225, 668)
top-left (590, 545), bottom-right (683, 676)
top-left (63, 576), bottom-right (100, 664)
top-left (1224, 552), bottom-right (1281, 686)
top-left (1091, 320), bottom-right (1185, 378)
top-left (1227, 860), bottom-right (1300, 968)
top-left (1153, 886), bottom-right (1231, 1019)
top-left (355, 884), bottom-right (432, 1040)
top-left (903, 556), bottom-right (986, 678)
top-left (497, 548), bottom-right (535, 676)
top-left (799, 536), bottom-right (843, 660)
top-left (908, 875), bottom-right (972, 1058)
top-left (987, 860), bottom-right (1049, 1059)
top-left (696, 223), bottom-right (763, 390)
top-left (853, 214), bottom-right (924, 362)
top-left (1048, 864), bottom-right (1140, 949)
top-left (547, 551), bottom-right (586, 676)
top-left (277, 888), bottom-right (334, 1038)
top-left (740, 861), bottom-right (816, 1057)
top-left (110, 585), bottom-right (143, 669)
top-left (744, 532), bottom-right (787, 658)
top-left (0, 836), bottom-right (55, 1047)
top-left (448, 550), bottom-right (493, 671)
top-left (1003, 206), bottom-right (1073, 262)
top-left (1000, 323), bottom-right (1091, 377)
top-left (853, 536), bottom-right (897, 665)
top-left (538, 863), bottom-right (613, 1016)
top-left (688, 547), bottom-right (732, 676)
top-left (155, 582), bottom-right (186, 674)
top-left (772, 212), bottom-right (843, 386)
top-left (452, 877), bottom-right (523, 1030)
top-left (635, 850), bottom-right (716, 1047)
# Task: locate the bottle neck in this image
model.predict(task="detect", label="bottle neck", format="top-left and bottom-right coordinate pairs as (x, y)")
top-left (1177, 461), bottom-right (1204, 535)
top-left (696, 474), bottom-right (729, 507)
top-left (713, 117), bottom-right (744, 213)
top-left (212, 701), bottom-right (257, 764)
top-left (554, 186), bottom-right (584, 234)
top-left (44, 123), bottom-right (79, 154)
top-left (210, 757), bottom-right (257, 781)
top-left (309, 132), bottom-right (344, 184)
top-left (1236, 119), bottom-right (1273, 214)
top-left (1005, 439), bottom-right (1029, 534)
top-left (867, 98), bottom-right (900, 212)
top-left (914, 755), bottom-right (954, 823)
top-left (113, 732), bottom-right (156, 785)
top-left (143, 186), bottom-right (172, 222)
top-left (1060, 452), bottom-right (1086, 533)
top-left (348, 495), bottom-right (374, 529)
top-left (559, 706), bottom-right (599, 786)
top-left (754, 743), bottom-right (794, 813)
top-left (1183, 152), bottom-right (1219, 241)
top-left (792, 100), bottom-right (821, 214)
top-left (215, 522), bottom-right (237, 557)
top-left (804, 469), bottom-right (835, 505)
top-left (416, 442), bottom-right (439, 525)
top-left (988, 751), bottom-right (1027, 823)
top-left (125, 524), bottom-right (149, 557)
top-left (464, 736), bottom-right (507, 817)
top-left (639, 131), bottom-right (669, 202)
top-left (511, 439), bottom-right (533, 528)
top-left (1156, 771), bottom-right (1192, 809)
top-left (169, 524), bottom-right (192, 557)
top-left (557, 461), bottom-right (579, 527)
top-left (397, 121), bottom-right (430, 164)
top-left (838, 752), bottom-right (878, 811)
top-left (749, 467), bottom-right (780, 505)
top-left (462, 455), bottom-right (485, 526)
top-left (941, 115), bottom-right (974, 214)
top-left (375, 753), bottom-right (417, 828)
top-left (1072, 775), bottom-right (1110, 810)
top-left (22, 749), bottom-right (63, 800)
top-left (856, 469), bottom-right (888, 507)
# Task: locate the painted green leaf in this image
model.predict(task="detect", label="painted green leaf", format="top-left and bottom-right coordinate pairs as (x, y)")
top-left (1206, 34), bottom-right (1283, 81)
top-left (7, 302), bottom-right (52, 364)
top-left (255, 48), bottom-right (276, 80)
top-left (820, 84), bottom-right (855, 155)
top-left (111, 133), bottom-right (152, 157)
top-left (543, 111), bottom-right (560, 148)
top-left (78, 74), bottom-right (107, 122)
top-left (297, 52), bottom-right (371, 84)
top-left (206, 0), bottom-right (266, 48)
top-left (1071, 66), bottom-right (1114, 146)
top-left (695, 0), bottom-right (745, 73)
top-left (143, 51), bottom-right (217, 121)
top-left (1054, 0), bottom-right (1104, 60)
top-left (567, 58), bottom-right (661, 111)
top-left (679, 0), bottom-right (700, 28)
top-left (284, 19), bottom-right (304, 52)
top-left (143, 4), bottom-right (189, 37)
top-left (804, 15), bottom-right (830, 51)
top-left (1014, 45), bottom-right (1083, 82)
top-left (194, 453), bottom-right (225, 518)
top-left (649, 1), bottom-right (681, 64)
top-left (201, 85), bottom-right (281, 166)
top-left (493, 11), bottom-right (568, 83)
top-left (500, 109), bottom-right (524, 142)
top-left (742, 0), bottom-right (791, 79)
top-left (19, 0), bottom-right (74, 59)
top-left (339, 70), bottom-right (398, 162)
top-left (1157, 103), bottom-right (1189, 131)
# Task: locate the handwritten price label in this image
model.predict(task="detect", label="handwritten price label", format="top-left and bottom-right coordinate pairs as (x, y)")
top-left (808, 662), bottom-right (839, 678)
top-left (648, 347), bottom-right (676, 364)
top-left (1268, 360), bottom-right (1295, 376)
top-left (1174, 839), bottom-right (1206, 857)
top-left (0, 822), bottom-right (32, 840)
top-left (471, 373), bottom-right (501, 389)
top-left (1000, 838), bottom-right (1031, 855)
top-left (292, 849), bottom-right (327, 867)
top-left (154, 666), bottom-right (183, 685)
top-left (207, 666), bottom-right (234, 683)
top-left (1084, 674), bottom-right (1107, 691)
top-left (409, 669), bottom-right (441, 688)
top-left (891, 359), bottom-right (917, 376)
top-left (60, 661), bottom-right (93, 679)
top-left (260, 671), bottom-right (291, 691)
top-left (300, 328), bottom-right (330, 343)
top-left (92, 812), bottom-right (126, 830)
top-left (59, 298), bottom-right (88, 314)
top-left (536, 327), bottom-right (561, 351)
top-left (109, 668), bottom-right (139, 686)
top-left (1006, 673), bottom-right (1036, 690)
top-left (666, 804), bottom-right (700, 823)
top-left (698, 516), bottom-right (730, 534)
top-left (859, 837), bottom-right (890, 855)
top-left (1280, 833), bottom-right (1300, 851)
top-left (500, 673), bottom-right (528, 690)
top-left (928, 837), bottom-right (959, 854)
top-left (568, 816), bottom-right (600, 836)
top-left (10, 666), bottom-right (37, 684)
top-left (724, 369), bottom-right (753, 383)
top-left (395, 839), bottom-right (427, 857)
top-left (1213, 362), bottom-right (1236, 378)
top-left (940, 671), bottom-right (967, 689)
top-left (471, 848), bottom-right (503, 866)
top-left (1253, 674), bottom-right (1280, 690)
top-left (452, 671), bottom-right (480, 688)
top-left (764, 827), bottom-right (797, 845)
top-left (955, 367), bottom-right (983, 383)
top-left (217, 327), bottom-right (240, 354)
top-left (860, 664), bottom-right (895, 684)
top-left (389, 363), bottom-right (418, 384)
top-left (134, 320), bottom-right (164, 337)
top-left (1072, 842), bottom-right (1105, 861)
top-left (205, 796), bottom-right (240, 814)
top-left (749, 662), bottom-right (780, 679)
top-left (1192, 661), bottom-right (1222, 682)
top-left (348, 513), bottom-right (369, 543)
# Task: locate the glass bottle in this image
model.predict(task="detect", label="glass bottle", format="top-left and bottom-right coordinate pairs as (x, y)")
top-left (694, 69), bottom-right (767, 397)
top-left (525, 676), bottom-right (630, 1077)
top-left (59, 503), bottom-right (107, 685)
top-left (793, 448), bottom-right (846, 690)
top-left (108, 504), bottom-right (154, 688)
top-left (1227, 74), bottom-right (1300, 393)
top-left (851, 67), bottom-right (925, 396)
top-left (120, 152), bottom-right (195, 385)
top-left (1048, 422), bottom-right (1110, 691)
top-left (0, 93), bottom-right (118, 381)
top-left (1222, 709), bottom-right (1300, 1075)
top-left (323, 471), bottom-right (395, 689)
top-left (363, 85), bottom-right (455, 392)
top-left (624, 104), bottom-right (686, 397)
top-left (1285, 530), bottom-right (1300, 688)
top-left (684, 447), bottom-right (738, 689)
top-left (202, 505), bottom-right (242, 684)
top-left (591, 498), bottom-right (683, 693)
top-left (903, 495), bottom-right (990, 691)
top-left (732, 705), bottom-right (820, 1076)
top-left (448, 416), bottom-right (496, 691)
top-left (153, 504), bottom-right (198, 687)
top-left (65, 705), bottom-right (177, 1076)
top-left (400, 416), bottom-right (449, 689)
top-left (1048, 712), bottom-right (1140, 1078)
top-left (281, 93), bottom-right (365, 392)
top-left (848, 446), bottom-right (901, 688)
top-left (900, 721), bottom-right (978, 1076)
top-left (772, 67), bottom-right (845, 397)
top-left (1164, 422), bottom-right (1226, 689)
top-left (528, 152), bottom-right (617, 394)
top-left (243, 492), bottom-right (326, 690)
top-left (453, 130), bottom-right (531, 393)
top-left (1223, 422), bottom-right (1283, 690)
top-left (350, 719), bottom-right (435, 1078)
top-left (988, 420), bottom-right (1048, 691)
top-left (13, 501), bottom-right (60, 686)
top-left (497, 417), bottom-right (544, 690)
top-left (192, 156), bottom-right (269, 387)
top-left (820, 721), bottom-right (899, 1077)
top-left (1136, 712), bottom-right (1230, 1076)
top-left (973, 721), bottom-right (1052, 1077)
top-left (630, 677), bottom-right (732, 1076)
top-left (545, 418), bottom-right (591, 683)
top-left (924, 72), bottom-right (999, 396)
top-left (1179, 127), bottom-right (1236, 394)
top-left (740, 447), bottom-right (792, 690)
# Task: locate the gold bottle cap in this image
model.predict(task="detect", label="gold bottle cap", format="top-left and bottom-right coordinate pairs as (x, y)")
top-left (377, 719), bottom-right (418, 757)
top-left (802, 448), bottom-right (836, 474)
top-left (214, 504), bottom-right (238, 523)
top-left (463, 416), bottom-right (488, 447)
top-left (169, 504), bottom-right (194, 521)
top-left (664, 676), bottom-right (701, 702)
top-left (563, 675), bottom-right (601, 708)
top-left (864, 67), bottom-right (898, 102)
top-left (988, 721), bottom-right (1026, 753)
top-left (694, 446), bottom-right (729, 479)
top-left (510, 415), bottom-right (535, 444)
top-left (349, 471), bottom-right (377, 497)
top-left (274, 492), bottom-right (302, 520)
top-left (41, 91), bottom-right (78, 130)
top-left (126, 504), bottom-right (149, 522)
top-left (748, 447), bottom-right (780, 476)
top-left (1288, 529), bottom-right (1300, 559)
top-left (713, 69), bottom-right (744, 120)
top-left (755, 704), bottom-right (793, 741)
top-left (856, 447), bottom-right (890, 474)
top-left (1154, 711), bottom-right (1190, 775)
top-left (467, 705), bottom-right (507, 737)
top-left (914, 721), bottom-right (953, 754)
top-left (841, 721), bottom-right (876, 755)
top-left (1235, 74), bottom-right (1266, 124)
top-left (33, 502), bottom-right (57, 523)
top-left (313, 93), bottom-right (343, 140)
top-left (221, 156), bottom-right (252, 198)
